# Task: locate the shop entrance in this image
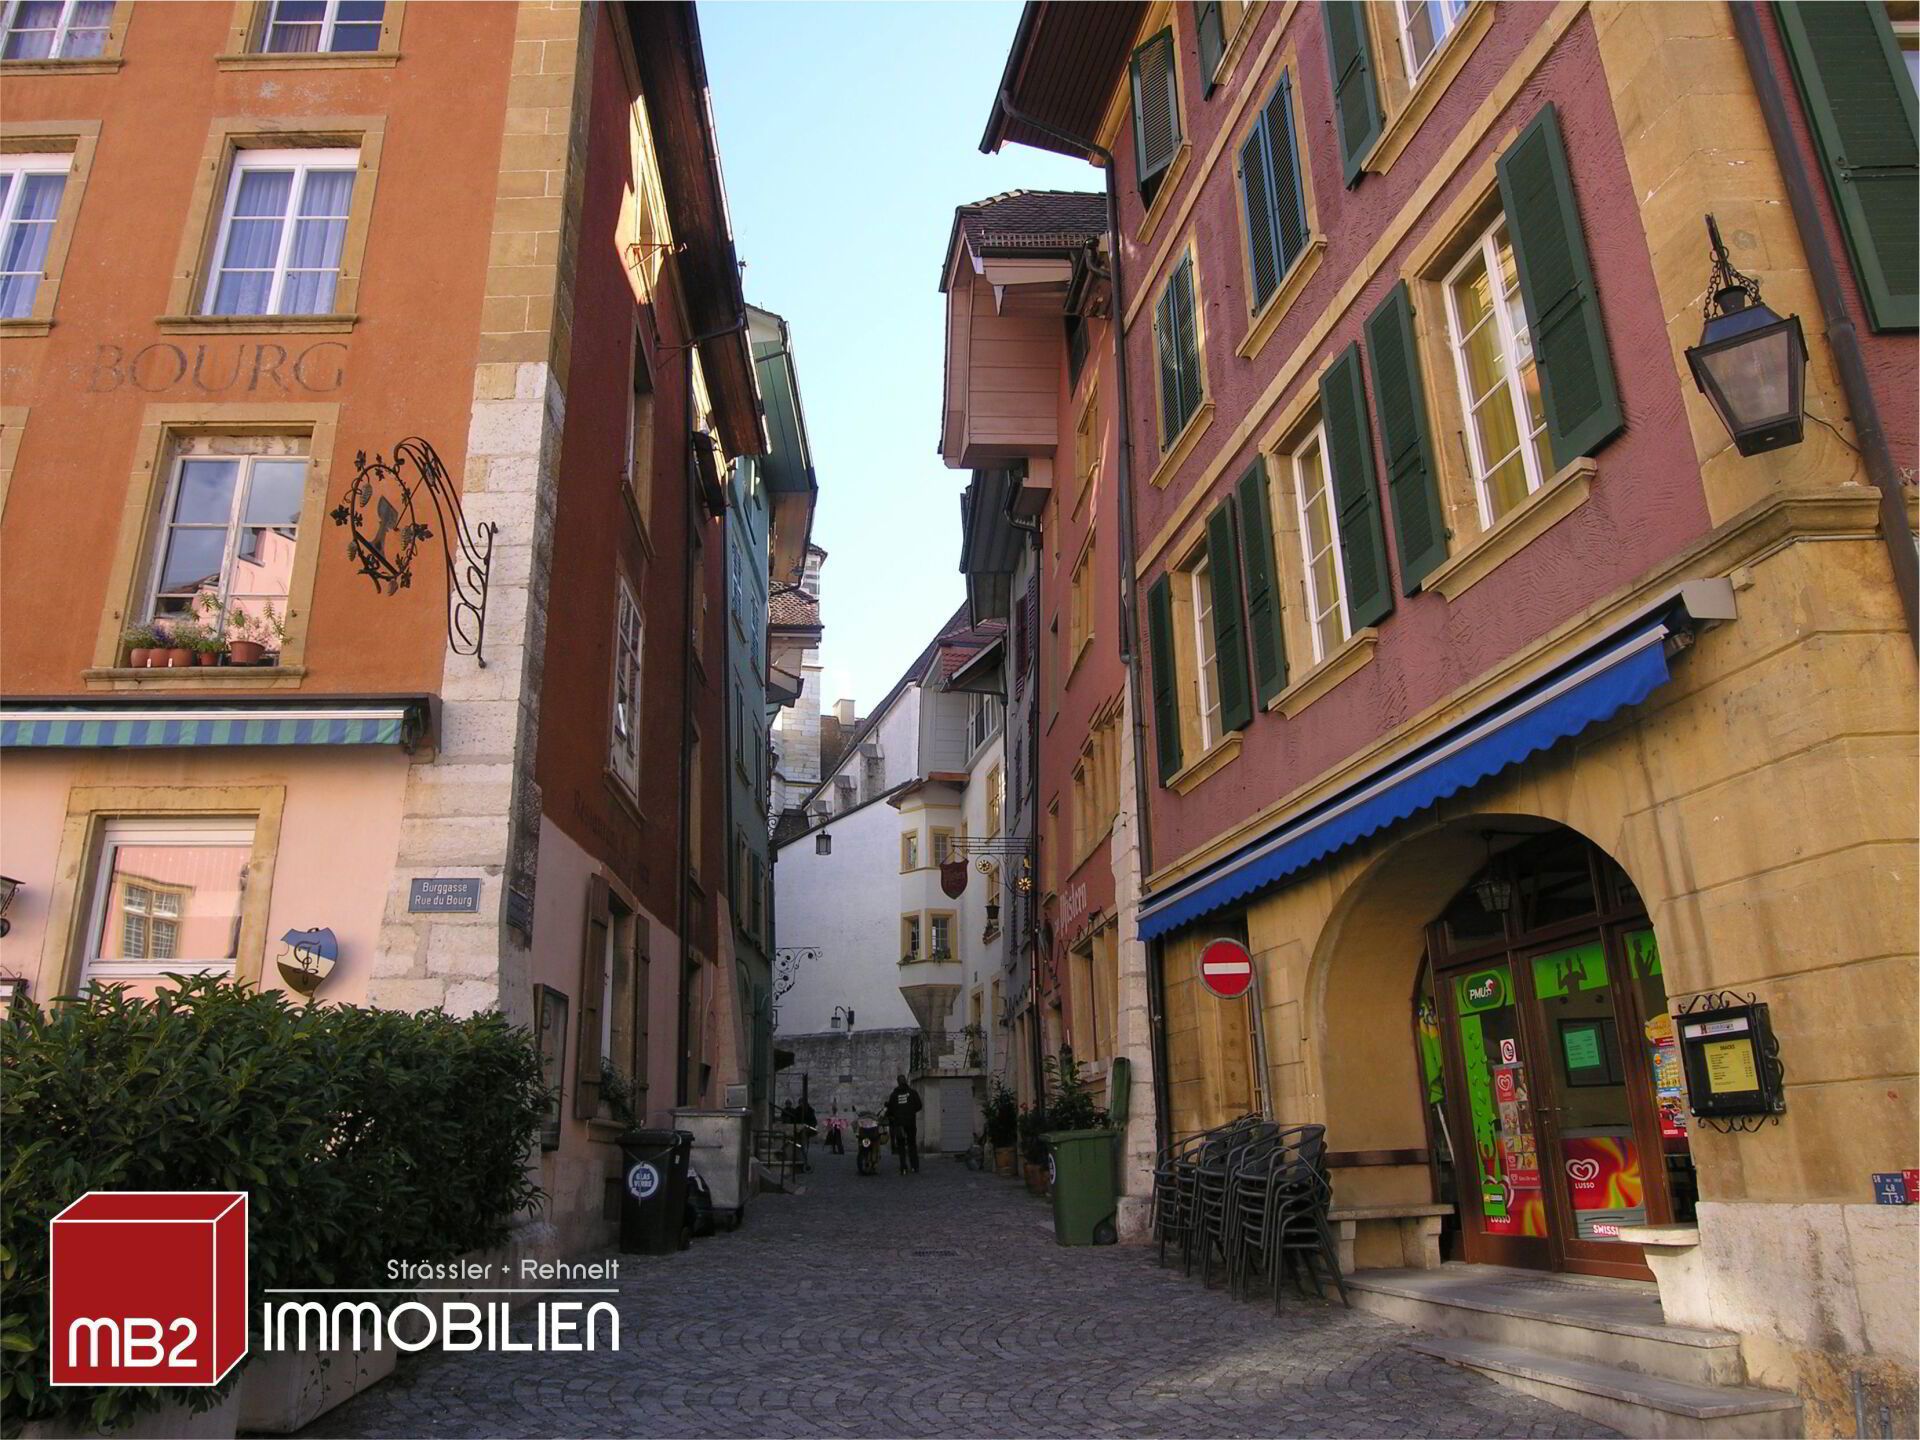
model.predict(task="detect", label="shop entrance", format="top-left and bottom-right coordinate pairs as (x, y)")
top-left (1416, 829), bottom-right (1695, 1280)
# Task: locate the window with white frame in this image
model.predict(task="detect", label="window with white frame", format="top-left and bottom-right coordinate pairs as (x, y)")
top-left (0, 153), bottom-right (69, 318)
top-left (83, 820), bottom-right (254, 985)
top-left (149, 437), bottom-right (307, 636)
top-left (900, 830), bottom-right (920, 871)
top-left (611, 577), bottom-right (643, 794)
top-left (203, 149), bottom-right (358, 316)
top-left (929, 913), bottom-right (953, 959)
top-left (966, 692), bottom-right (1001, 753)
top-left (259, 0), bottom-right (384, 53)
top-left (901, 914), bottom-right (922, 960)
top-left (1443, 216), bottom-right (1553, 527)
top-left (1, 0), bottom-right (110, 59)
top-left (1395, 0), bottom-right (1469, 80)
top-left (1289, 424), bottom-right (1350, 663)
top-left (1188, 555), bottom-right (1223, 750)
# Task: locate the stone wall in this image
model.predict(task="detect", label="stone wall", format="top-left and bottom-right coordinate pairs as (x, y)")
top-left (775, 1028), bottom-right (917, 1123)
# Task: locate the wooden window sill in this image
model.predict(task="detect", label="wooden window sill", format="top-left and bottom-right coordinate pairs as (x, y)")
top-left (0, 57), bottom-right (122, 75)
top-left (1428, 459), bottom-right (1596, 601)
top-left (214, 52), bottom-right (399, 70)
top-left (156, 314), bottom-right (358, 335)
top-left (82, 664), bottom-right (306, 691)
top-left (1269, 629), bottom-right (1379, 718)
top-left (1134, 142), bottom-right (1193, 246)
top-left (1149, 400), bottom-right (1216, 490)
top-left (1364, 0), bottom-right (1495, 177)
top-left (0, 318), bottom-right (52, 337)
top-left (1167, 732), bottom-right (1243, 794)
top-left (1238, 238), bottom-right (1328, 361)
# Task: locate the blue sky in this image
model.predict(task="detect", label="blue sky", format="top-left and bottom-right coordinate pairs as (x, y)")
top-left (701, 0), bottom-right (1095, 712)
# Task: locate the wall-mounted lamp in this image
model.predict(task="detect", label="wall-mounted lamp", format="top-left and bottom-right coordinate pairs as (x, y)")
top-left (1471, 835), bottom-right (1514, 917)
top-left (1685, 215), bottom-right (1806, 458)
top-left (0, 875), bottom-right (21, 938)
top-left (814, 829), bottom-right (832, 856)
top-left (831, 1004), bottom-right (855, 1034)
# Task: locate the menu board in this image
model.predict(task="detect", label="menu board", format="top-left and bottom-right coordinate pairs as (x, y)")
top-left (1703, 1037), bottom-right (1760, 1094)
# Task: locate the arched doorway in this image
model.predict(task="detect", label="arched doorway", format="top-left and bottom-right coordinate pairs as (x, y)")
top-left (1420, 826), bottom-right (1695, 1280)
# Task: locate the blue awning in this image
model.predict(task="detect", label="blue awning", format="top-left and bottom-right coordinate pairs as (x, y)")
top-left (1138, 617), bottom-right (1679, 941)
top-left (0, 701), bottom-right (427, 750)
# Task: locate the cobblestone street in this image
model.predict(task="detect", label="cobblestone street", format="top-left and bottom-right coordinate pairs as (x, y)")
top-left (323, 1154), bottom-right (1611, 1438)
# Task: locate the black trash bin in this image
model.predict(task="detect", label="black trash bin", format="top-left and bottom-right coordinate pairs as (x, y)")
top-left (619, 1129), bottom-right (693, 1255)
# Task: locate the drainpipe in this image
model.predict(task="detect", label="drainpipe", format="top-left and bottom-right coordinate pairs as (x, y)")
top-left (993, 90), bottom-right (1169, 1153)
top-left (1729, 5), bottom-right (1919, 653)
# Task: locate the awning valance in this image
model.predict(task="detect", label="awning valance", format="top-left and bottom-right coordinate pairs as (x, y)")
top-left (0, 700), bottom-right (428, 751)
top-left (1138, 584), bottom-right (1734, 942)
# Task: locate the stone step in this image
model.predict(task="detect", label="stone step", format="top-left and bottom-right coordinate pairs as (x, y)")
top-left (1346, 1263), bottom-right (1746, 1386)
top-left (1408, 1336), bottom-right (1804, 1440)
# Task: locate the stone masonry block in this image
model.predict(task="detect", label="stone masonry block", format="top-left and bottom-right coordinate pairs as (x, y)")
top-left (442, 980), bottom-right (500, 1017)
top-left (466, 399), bottom-right (547, 456)
top-left (397, 814), bottom-right (512, 869)
top-left (367, 977), bottom-right (451, 1013)
top-left (427, 920), bottom-right (505, 978)
top-left (437, 700), bottom-right (523, 759)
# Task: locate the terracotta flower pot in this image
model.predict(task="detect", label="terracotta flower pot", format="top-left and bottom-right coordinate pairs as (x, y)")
top-left (992, 1145), bottom-right (1017, 1177)
top-left (127, 647), bottom-right (152, 668)
top-left (195, 651), bottom-right (219, 666)
top-left (1023, 1161), bottom-right (1051, 1196)
top-left (228, 640), bottom-right (266, 664)
top-left (164, 647), bottom-right (191, 667)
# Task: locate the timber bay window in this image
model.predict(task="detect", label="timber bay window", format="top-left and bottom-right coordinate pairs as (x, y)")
top-left (1153, 253), bottom-right (1204, 449)
top-left (0, 153), bottom-right (69, 318)
top-left (1443, 218), bottom-right (1551, 526)
top-left (2, 0), bottom-right (109, 58)
top-left (82, 821), bottom-right (253, 986)
top-left (1289, 426), bottom-right (1351, 663)
top-left (1394, 0), bottom-right (1467, 80)
top-left (258, 0), bottom-right (384, 53)
top-left (1238, 74), bottom-right (1310, 314)
top-left (148, 436), bottom-right (307, 639)
top-left (610, 577), bottom-right (642, 795)
top-left (967, 693), bottom-right (1001, 754)
top-left (1129, 27), bottom-right (1183, 205)
top-left (204, 149), bottom-right (358, 316)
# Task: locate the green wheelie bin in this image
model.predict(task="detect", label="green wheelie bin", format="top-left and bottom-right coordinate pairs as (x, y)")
top-left (1045, 1127), bottom-right (1118, 1245)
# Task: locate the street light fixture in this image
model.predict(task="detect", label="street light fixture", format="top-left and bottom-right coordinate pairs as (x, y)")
top-left (1685, 215), bottom-right (1806, 458)
top-left (1471, 834), bottom-right (1513, 918)
top-left (814, 828), bottom-right (832, 856)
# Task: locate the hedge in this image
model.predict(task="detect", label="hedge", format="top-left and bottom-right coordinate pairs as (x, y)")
top-left (0, 977), bottom-right (548, 1436)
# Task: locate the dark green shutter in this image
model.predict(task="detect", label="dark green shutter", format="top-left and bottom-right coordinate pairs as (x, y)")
top-left (1775, 1), bottom-right (1918, 330)
top-left (1318, 344), bottom-right (1393, 630)
top-left (1204, 497), bottom-right (1253, 733)
top-left (1365, 283), bottom-right (1449, 593)
top-left (1323, 0), bottom-right (1381, 186)
top-left (1239, 117), bottom-right (1281, 309)
top-left (1154, 283), bottom-right (1182, 447)
top-left (1196, 0), bottom-right (1225, 95)
top-left (1265, 74), bottom-right (1309, 271)
top-left (1172, 256), bottom-right (1202, 427)
top-left (1234, 458), bottom-right (1289, 705)
top-left (1147, 575), bottom-right (1183, 784)
top-left (1131, 28), bottom-right (1183, 193)
top-left (1498, 104), bottom-right (1624, 468)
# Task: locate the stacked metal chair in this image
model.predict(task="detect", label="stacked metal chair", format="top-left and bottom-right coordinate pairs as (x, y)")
top-left (1149, 1113), bottom-right (1259, 1269)
top-left (1264, 1128), bottom-right (1348, 1311)
top-left (1222, 1123), bottom-right (1319, 1299)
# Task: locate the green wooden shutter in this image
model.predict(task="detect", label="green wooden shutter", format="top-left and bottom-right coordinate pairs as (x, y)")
top-left (1239, 114), bottom-right (1281, 310)
top-left (1318, 344), bottom-right (1393, 629)
top-left (1365, 282), bottom-right (1449, 593)
top-left (1323, 0), bottom-right (1381, 186)
top-left (573, 874), bottom-right (612, 1119)
top-left (1265, 73), bottom-right (1309, 271)
top-left (1775, 1), bottom-right (1918, 330)
top-left (1173, 255), bottom-right (1203, 428)
top-left (1234, 457), bottom-right (1290, 705)
top-left (1498, 104), bottom-right (1624, 468)
top-left (1204, 496), bottom-right (1253, 732)
top-left (1131, 28), bottom-right (1183, 192)
top-left (1154, 283), bottom-right (1181, 448)
top-left (1196, 0), bottom-right (1225, 95)
top-left (1147, 574), bottom-right (1183, 783)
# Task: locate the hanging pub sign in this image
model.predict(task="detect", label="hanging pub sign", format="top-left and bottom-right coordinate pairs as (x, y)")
top-left (940, 858), bottom-right (969, 899)
top-left (1676, 997), bottom-right (1784, 1122)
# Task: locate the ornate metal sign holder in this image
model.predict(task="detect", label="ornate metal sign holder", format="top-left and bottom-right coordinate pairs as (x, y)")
top-left (331, 437), bottom-right (496, 664)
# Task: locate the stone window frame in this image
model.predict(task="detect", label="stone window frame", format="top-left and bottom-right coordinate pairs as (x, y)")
top-left (0, 119), bottom-right (100, 338)
top-left (216, 0), bottom-right (406, 70)
top-left (0, 404), bottom-right (24, 521)
top-left (157, 116), bottom-right (385, 336)
top-left (39, 784), bottom-right (286, 995)
top-left (0, 0), bottom-right (130, 74)
top-left (85, 401), bottom-right (341, 690)
top-left (1356, 0), bottom-right (1495, 178)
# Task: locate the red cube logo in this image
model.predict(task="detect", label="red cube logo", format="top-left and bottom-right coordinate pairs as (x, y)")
top-left (50, 1192), bottom-right (247, 1387)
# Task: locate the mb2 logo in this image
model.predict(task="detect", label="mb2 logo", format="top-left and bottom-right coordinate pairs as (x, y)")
top-left (50, 1192), bottom-right (248, 1386)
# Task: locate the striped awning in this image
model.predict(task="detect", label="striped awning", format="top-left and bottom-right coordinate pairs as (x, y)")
top-left (0, 702), bottom-right (425, 750)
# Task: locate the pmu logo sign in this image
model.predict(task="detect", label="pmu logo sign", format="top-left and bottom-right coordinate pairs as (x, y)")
top-left (50, 1192), bottom-right (247, 1386)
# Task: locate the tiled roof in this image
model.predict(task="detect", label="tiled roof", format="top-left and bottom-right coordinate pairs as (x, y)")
top-left (956, 190), bottom-right (1106, 254)
top-left (769, 583), bottom-right (820, 629)
top-left (932, 618), bottom-right (1007, 680)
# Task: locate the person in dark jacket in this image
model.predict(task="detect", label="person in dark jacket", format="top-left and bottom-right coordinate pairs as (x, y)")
top-left (882, 1075), bottom-right (922, 1174)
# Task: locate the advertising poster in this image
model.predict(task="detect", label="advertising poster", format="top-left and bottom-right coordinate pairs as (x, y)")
top-left (1563, 1133), bottom-right (1646, 1239)
top-left (1645, 1011), bottom-right (1689, 1141)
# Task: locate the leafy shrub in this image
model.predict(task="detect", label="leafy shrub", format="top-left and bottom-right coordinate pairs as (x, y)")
top-left (1017, 1102), bottom-right (1051, 1163)
top-left (983, 1080), bottom-right (1019, 1148)
top-left (1042, 1048), bottom-right (1110, 1133)
top-left (0, 977), bottom-right (547, 1437)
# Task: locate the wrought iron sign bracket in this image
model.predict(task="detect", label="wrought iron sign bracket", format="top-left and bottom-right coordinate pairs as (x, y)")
top-left (332, 438), bottom-right (496, 665)
top-left (773, 945), bottom-right (822, 1003)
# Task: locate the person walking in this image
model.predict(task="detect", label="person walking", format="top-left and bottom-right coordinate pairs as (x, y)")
top-left (883, 1074), bottom-right (922, 1175)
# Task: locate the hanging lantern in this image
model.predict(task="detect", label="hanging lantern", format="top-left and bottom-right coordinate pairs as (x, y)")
top-left (814, 829), bottom-right (831, 856)
top-left (1472, 833), bottom-right (1513, 917)
top-left (1684, 215), bottom-right (1806, 458)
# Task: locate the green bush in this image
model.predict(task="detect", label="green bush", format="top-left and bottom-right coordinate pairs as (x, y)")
top-left (1041, 1048), bottom-right (1110, 1134)
top-left (0, 976), bottom-right (547, 1437)
top-left (1017, 1102), bottom-right (1051, 1163)
top-left (983, 1080), bottom-right (1019, 1148)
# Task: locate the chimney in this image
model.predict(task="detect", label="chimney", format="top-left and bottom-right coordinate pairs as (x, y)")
top-left (834, 699), bottom-right (856, 724)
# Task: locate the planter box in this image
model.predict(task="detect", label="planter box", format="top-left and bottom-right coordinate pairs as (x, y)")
top-left (238, 1345), bottom-right (396, 1434)
top-left (23, 1391), bottom-right (238, 1439)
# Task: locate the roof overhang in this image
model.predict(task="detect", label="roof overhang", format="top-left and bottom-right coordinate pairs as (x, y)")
top-left (946, 635), bottom-right (1006, 695)
top-left (959, 468), bottom-right (1023, 621)
top-left (981, 2), bottom-right (1148, 158)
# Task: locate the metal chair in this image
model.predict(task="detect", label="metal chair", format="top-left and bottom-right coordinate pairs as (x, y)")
top-left (1150, 1113), bottom-right (1258, 1269)
top-left (1267, 1133), bottom-right (1348, 1311)
top-left (1192, 1120), bottom-right (1279, 1286)
top-left (1223, 1124), bottom-right (1319, 1299)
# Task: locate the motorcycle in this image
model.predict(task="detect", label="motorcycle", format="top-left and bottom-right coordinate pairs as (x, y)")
top-left (855, 1115), bottom-right (883, 1176)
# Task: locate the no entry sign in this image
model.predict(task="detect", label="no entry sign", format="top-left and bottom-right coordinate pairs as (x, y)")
top-left (1198, 938), bottom-right (1255, 999)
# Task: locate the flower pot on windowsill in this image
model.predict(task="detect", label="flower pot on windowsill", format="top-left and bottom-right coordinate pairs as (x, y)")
top-left (127, 647), bottom-right (154, 667)
top-left (227, 640), bottom-right (266, 665)
top-left (163, 647), bottom-right (192, 667)
top-left (194, 650), bottom-right (220, 666)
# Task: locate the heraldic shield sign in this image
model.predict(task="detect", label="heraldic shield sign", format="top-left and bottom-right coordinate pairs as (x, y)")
top-left (940, 859), bottom-right (969, 899)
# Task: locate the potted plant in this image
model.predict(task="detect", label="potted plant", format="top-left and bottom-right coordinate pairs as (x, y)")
top-left (225, 601), bottom-right (284, 665)
top-left (120, 621), bottom-right (162, 668)
top-left (984, 1080), bottom-right (1019, 1176)
top-left (1041, 1048), bottom-right (1110, 1134)
top-left (184, 620), bottom-right (225, 666)
top-left (1018, 1103), bottom-right (1052, 1196)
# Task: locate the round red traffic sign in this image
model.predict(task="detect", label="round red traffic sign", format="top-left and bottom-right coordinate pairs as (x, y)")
top-left (1198, 938), bottom-right (1255, 999)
